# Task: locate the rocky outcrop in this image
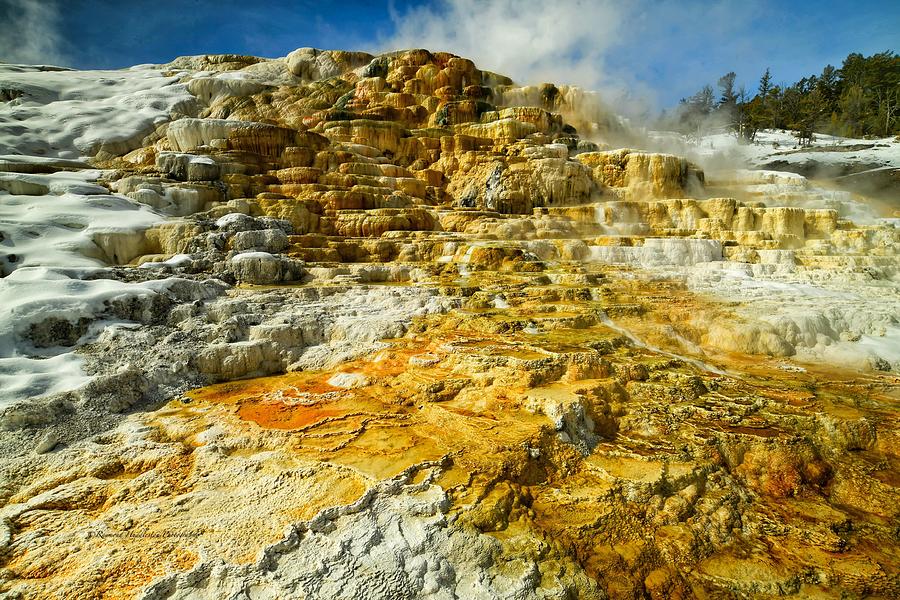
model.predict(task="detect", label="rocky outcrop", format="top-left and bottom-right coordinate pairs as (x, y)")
top-left (228, 252), bottom-right (305, 284)
top-left (166, 118), bottom-right (303, 156)
top-left (578, 149), bottom-right (704, 199)
top-left (1, 46), bottom-right (899, 600)
top-left (286, 47), bottom-right (374, 81)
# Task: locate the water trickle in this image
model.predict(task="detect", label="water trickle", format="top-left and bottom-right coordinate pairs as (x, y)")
top-left (596, 309), bottom-right (728, 375)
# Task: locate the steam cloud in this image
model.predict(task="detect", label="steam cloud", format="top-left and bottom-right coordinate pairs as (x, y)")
top-left (386, 0), bottom-right (623, 89)
top-left (383, 0), bottom-right (667, 113)
top-left (0, 0), bottom-right (66, 66)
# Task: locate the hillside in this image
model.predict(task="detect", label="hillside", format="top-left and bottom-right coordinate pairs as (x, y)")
top-left (0, 48), bottom-right (898, 599)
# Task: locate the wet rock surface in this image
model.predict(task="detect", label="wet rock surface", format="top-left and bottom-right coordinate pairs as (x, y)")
top-left (0, 48), bottom-right (898, 599)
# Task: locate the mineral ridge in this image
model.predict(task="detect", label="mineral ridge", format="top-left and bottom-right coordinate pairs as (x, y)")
top-left (0, 49), bottom-right (898, 599)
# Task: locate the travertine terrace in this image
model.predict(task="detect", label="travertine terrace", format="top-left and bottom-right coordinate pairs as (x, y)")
top-left (0, 48), bottom-right (898, 599)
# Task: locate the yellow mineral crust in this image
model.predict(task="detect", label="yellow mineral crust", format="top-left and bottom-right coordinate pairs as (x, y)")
top-left (3, 272), bottom-right (898, 598)
top-left (3, 46), bottom-right (899, 600)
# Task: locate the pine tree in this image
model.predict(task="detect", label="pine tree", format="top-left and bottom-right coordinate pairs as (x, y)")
top-left (817, 65), bottom-right (840, 110)
top-left (677, 85), bottom-right (716, 140)
top-left (716, 72), bottom-right (738, 134)
top-left (717, 72), bottom-right (737, 106)
top-left (755, 68), bottom-right (774, 130)
top-left (758, 68), bottom-right (772, 98)
top-left (736, 85), bottom-right (757, 141)
top-left (666, 51), bottom-right (900, 142)
top-left (840, 84), bottom-right (869, 137)
top-left (796, 89), bottom-right (828, 146)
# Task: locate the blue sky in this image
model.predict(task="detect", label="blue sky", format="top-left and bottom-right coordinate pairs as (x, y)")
top-left (2, 0), bottom-right (898, 109)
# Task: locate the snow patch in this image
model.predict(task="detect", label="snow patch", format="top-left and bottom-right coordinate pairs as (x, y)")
top-left (0, 65), bottom-right (195, 159)
top-left (0, 268), bottom-right (167, 404)
top-left (0, 171), bottom-right (162, 273)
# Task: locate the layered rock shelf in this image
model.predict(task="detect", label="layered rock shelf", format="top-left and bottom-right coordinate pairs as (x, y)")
top-left (0, 48), bottom-right (897, 599)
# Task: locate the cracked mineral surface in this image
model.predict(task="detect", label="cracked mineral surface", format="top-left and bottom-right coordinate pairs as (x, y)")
top-left (0, 48), bottom-right (898, 599)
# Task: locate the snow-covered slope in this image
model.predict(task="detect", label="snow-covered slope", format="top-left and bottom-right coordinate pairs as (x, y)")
top-left (697, 129), bottom-right (900, 172)
top-left (0, 64), bottom-right (196, 158)
top-left (0, 269), bottom-right (182, 401)
top-left (0, 168), bottom-right (162, 271)
top-left (0, 65), bottom-right (193, 403)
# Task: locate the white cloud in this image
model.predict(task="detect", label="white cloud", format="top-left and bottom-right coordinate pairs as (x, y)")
top-left (0, 0), bottom-right (66, 66)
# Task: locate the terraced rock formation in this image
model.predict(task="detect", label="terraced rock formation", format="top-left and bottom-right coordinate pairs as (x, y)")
top-left (0, 48), bottom-right (898, 599)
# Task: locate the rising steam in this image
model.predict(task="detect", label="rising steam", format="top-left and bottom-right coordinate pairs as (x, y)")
top-left (0, 0), bottom-right (66, 66)
top-left (383, 0), bottom-right (642, 107)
